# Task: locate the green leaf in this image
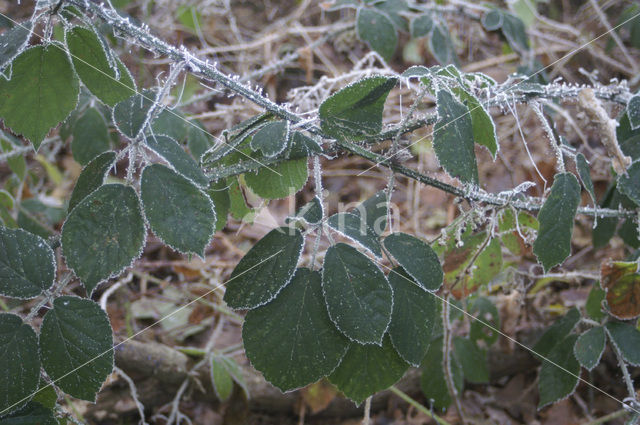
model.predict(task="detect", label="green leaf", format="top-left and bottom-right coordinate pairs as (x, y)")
top-left (223, 227), bottom-right (304, 309)
top-left (482, 9), bottom-right (503, 31)
top-left (573, 326), bottom-right (605, 371)
top-left (453, 336), bottom-right (489, 384)
top-left (411, 14), bottom-right (433, 38)
top-left (429, 22), bottom-right (458, 65)
top-left (356, 8), bottom-right (397, 61)
top-left (62, 184), bottom-right (146, 295)
top-left (329, 335), bottom-right (409, 405)
top-left (352, 190), bottom-right (388, 236)
top-left (469, 297), bottom-right (501, 346)
top-left (532, 307), bottom-right (580, 358)
top-left (585, 285), bottom-right (606, 321)
top-left (0, 401), bottom-right (57, 425)
top-left (327, 213), bottom-right (382, 258)
top-left (243, 158), bottom-right (308, 200)
top-left (39, 297), bottom-right (113, 401)
top-left (0, 227), bottom-right (55, 299)
top-left (249, 120), bottom-right (289, 158)
top-left (68, 151), bottom-right (116, 212)
top-left (0, 314), bottom-right (40, 414)
top-left (533, 173), bottom-right (581, 272)
top-left (627, 95), bottom-right (640, 130)
top-left (575, 153), bottom-right (595, 204)
top-left (617, 160), bottom-right (640, 206)
top-left (288, 197), bottom-right (323, 225)
top-left (112, 91), bottom-right (154, 139)
top-left (373, 0), bottom-right (409, 31)
top-left (243, 268), bottom-right (349, 391)
top-left (210, 355), bottom-right (248, 401)
top-left (501, 12), bottom-right (530, 52)
top-left (227, 177), bottom-right (253, 221)
top-left (71, 107), bottom-right (110, 166)
top-left (322, 243), bottom-right (392, 345)
top-left (145, 134), bottom-right (209, 187)
top-left (420, 336), bottom-right (463, 411)
top-left (151, 108), bottom-right (188, 142)
top-left (605, 321), bottom-right (640, 366)
top-left (0, 136), bottom-right (26, 181)
top-left (0, 45), bottom-right (79, 149)
top-left (141, 164), bottom-right (216, 257)
top-left (538, 334), bottom-right (580, 408)
top-left (288, 131), bottom-right (322, 159)
top-left (0, 21), bottom-right (32, 69)
top-left (383, 233), bottom-right (442, 291)
top-left (207, 180), bottom-right (230, 232)
top-left (210, 355), bottom-right (234, 402)
top-left (31, 380), bottom-right (57, 409)
top-left (433, 90), bottom-right (478, 184)
top-left (452, 87), bottom-right (498, 158)
top-left (319, 76), bottom-right (397, 142)
top-left (388, 268), bottom-right (437, 366)
top-left (65, 26), bottom-right (136, 106)
top-left (187, 120), bottom-right (213, 160)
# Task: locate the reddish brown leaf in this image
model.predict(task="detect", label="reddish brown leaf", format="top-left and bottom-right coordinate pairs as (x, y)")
top-left (600, 260), bottom-right (640, 319)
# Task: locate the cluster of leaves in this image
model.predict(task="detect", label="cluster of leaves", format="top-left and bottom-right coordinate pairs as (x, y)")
top-left (328, 0), bottom-right (531, 66)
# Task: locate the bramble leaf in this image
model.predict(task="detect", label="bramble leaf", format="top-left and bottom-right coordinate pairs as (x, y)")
top-left (388, 268), bottom-right (437, 366)
top-left (0, 401), bottom-right (56, 424)
top-left (617, 160), bottom-right (640, 206)
top-left (538, 334), bottom-right (580, 408)
top-left (329, 335), bottom-right (408, 405)
top-left (112, 91), bottom-right (154, 139)
top-left (62, 184), bottom-right (146, 295)
top-left (249, 120), bottom-right (289, 158)
top-left (575, 153), bottom-right (596, 204)
top-left (71, 107), bottom-right (110, 166)
top-left (600, 260), bottom-right (640, 320)
top-left (0, 21), bottom-right (32, 69)
top-left (532, 307), bottom-right (580, 358)
top-left (450, 237), bottom-right (502, 299)
top-left (627, 94), bottom-right (640, 130)
top-left (68, 151), bottom-right (116, 212)
top-left (66, 26), bottom-right (136, 106)
top-left (210, 356), bottom-right (234, 402)
top-left (469, 297), bottom-right (500, 346)
top-left (411, 14), bottom-right (433, 38)
top-left (585, 285), bottom-right (606, 321)
top-left (319, 76), bottom-right (397, 141)
top-left (452, 87), bottom-right (498, 158)
top-left (356, 8), bottom-right (397, 61)
top-left (327, 212), bottom-right (382, 258)
top-left (0, 45), bottom-right (79, 149)
top-left (454, 336), bottom-right (489, 384)
top-left (145, 134), bottom-right (209, 187)
top-left (141, 164), bottom-right (216, 257)
top-left (288, 197), bottom-right (323, 225)
top-left (151, 108), bottom-right (187, 142)
top-left (573, 326), bottom-right (605, 371)
top-left (0, 227), bottom-right (55, 299)
top-left (0, 314), bottom-right (40, 414)
top-left (383, 233), bottom-right (442, 291)
top-left (39, 297), bottom-right (113, 401)
top-left (605, 321), bottom-right (640, 366)
top-left (533, 173), bottom-right (581, 272)
top-left (243, 269), bottom-right (349, 391)
top-left (353, 190), bottom-right (388, 236)
top-left (243, 158), bottom-right (308, 200)
top-left (429, 22), bottom-right (458, 65)
top-left (224, 227), bottom-right (304, 309)
top-left (322, 243), bottom-right (392, 345)
top-left (420, 336), bottom-right (463, 411)
top-left (433, 90), bottom-right (478, 184)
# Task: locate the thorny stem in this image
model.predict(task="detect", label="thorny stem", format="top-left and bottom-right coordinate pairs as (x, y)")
top-left (442, 294), bottom-right (467, 424)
